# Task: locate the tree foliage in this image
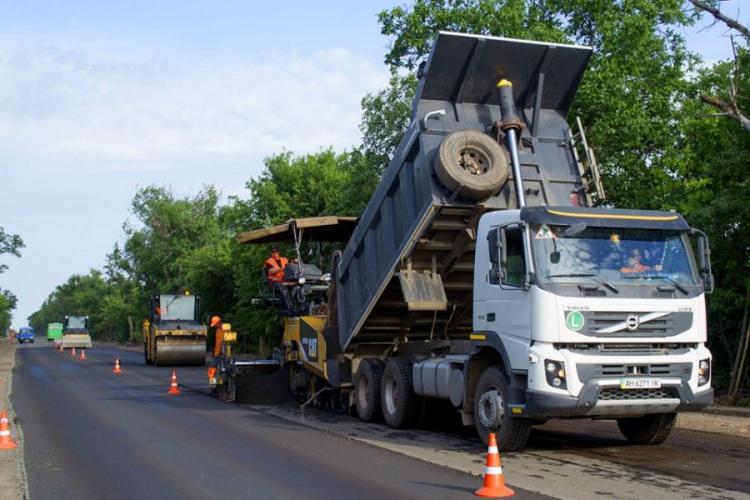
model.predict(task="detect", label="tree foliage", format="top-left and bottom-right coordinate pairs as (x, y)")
top-left (0, 227), bottom-right (24, 332)
top-left (119, 185), bottom-right (223, 293)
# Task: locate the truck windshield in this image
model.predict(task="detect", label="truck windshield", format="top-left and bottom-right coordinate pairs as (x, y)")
top-left (160, 295), bottom-right (196, 321)
top-left (530, 224), bottom-right (700, 287)
top-left (67, 317), bottom-right (86, 329)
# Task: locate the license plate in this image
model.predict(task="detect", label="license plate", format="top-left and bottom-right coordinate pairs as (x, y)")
top-left (620, 378), bottom-right (661, 389)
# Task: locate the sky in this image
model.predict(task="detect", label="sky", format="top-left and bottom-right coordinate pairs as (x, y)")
top-left (0, 1), bottom-right (746, 329)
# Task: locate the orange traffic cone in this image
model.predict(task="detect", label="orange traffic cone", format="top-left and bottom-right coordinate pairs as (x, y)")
top-left (71, 347), bottom-right (76, 357)
top-left (167, 371), bottom-right (181, 395)
top-left (80, 349), bottom-right (86, 360)
top-left (475, 433), bottom-right (514, 498)
top-left (0, 410), bottom-right (17, 450)
top-left (113, 358), bottom-right (122, 373)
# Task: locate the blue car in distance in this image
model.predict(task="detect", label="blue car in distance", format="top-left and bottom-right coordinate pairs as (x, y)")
top-left (17, 327), bottom-right (35, 344)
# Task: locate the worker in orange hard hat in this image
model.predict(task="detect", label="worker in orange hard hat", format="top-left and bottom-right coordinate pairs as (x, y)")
top-left (210, 316), bottom-right (224, 358)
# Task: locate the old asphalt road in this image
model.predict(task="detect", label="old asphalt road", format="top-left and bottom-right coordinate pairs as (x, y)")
top-left (3, 339), bottom-right (750, 499)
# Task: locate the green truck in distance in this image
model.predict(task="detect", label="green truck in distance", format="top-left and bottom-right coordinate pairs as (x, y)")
top-left (47, 322), bottom-right (63, 342)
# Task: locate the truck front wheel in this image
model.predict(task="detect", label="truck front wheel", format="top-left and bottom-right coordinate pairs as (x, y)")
top-left (381, 359), bottom-right (421, 428)
top-left (355, 359), bottom-right (384, 422)
top-left (616, 413), bottom-right (676, 445)
top-left (474, 367), bottom-right (531, 451)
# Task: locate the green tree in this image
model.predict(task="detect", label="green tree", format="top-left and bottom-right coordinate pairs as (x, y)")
top-left (0, 227), bottom-right (24, 331)
top-left (0, 294), bottom-right (11, 335)
top-left (29, 271), bottom-right (109, 339)
top-left (676, 45), bottom-right (750, 401)
top-left (119, 185), bottom-right (223, 293)
top-left (360, 72), bottom-right (418, 176)
top-left (220, 149), bottom-right (371, 352)
top-left (0, 227), bottom-right (24, 274)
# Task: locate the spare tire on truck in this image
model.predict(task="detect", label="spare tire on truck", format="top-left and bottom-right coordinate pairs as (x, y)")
top-left (434, 130), bottom-right (509, 201)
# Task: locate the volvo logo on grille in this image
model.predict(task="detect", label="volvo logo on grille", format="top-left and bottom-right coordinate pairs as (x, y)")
top-left (625, 314), bottom-right (640, 331)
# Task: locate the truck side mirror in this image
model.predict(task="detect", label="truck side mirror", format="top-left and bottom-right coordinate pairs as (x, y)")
top-left (550, 251), bottom-right (561, 264)
top-left (693, 229), bottom-right (714, 294)
top-left (487, 228), bottom-right (504, 285)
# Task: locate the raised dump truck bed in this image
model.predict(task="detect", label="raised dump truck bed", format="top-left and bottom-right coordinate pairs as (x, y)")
top-left (334, 32), bottom-right (596, 352)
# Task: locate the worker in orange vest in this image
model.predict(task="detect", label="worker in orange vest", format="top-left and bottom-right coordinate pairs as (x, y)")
top-left (264, 246), bottom-right (288, 282)
top-left (264, 246), bottom-right (293, 311)
top-left (211, 316), bottom-right (224, 357)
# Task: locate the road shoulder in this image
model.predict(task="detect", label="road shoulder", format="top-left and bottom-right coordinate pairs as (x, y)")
top-left (0, 340), bottom-right (21, 500)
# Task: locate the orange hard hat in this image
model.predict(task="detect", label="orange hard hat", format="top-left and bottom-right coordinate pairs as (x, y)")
top-left (210, 316), bottom-right (221, 327)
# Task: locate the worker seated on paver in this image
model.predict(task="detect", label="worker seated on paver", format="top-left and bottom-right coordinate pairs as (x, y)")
top-left (263, 246), bottom-right (293, 312)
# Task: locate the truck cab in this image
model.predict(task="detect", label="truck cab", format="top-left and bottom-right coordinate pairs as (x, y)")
top-left (468, 206), bottom-right (713, 445)
top-left (17, 327), bottom-right (35, 344)
top-left (47, 322), bottom-right (63, 343)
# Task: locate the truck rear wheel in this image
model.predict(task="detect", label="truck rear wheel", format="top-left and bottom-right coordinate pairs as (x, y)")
top-left (616, 413), bottom-right (676, 445)
top-left (474, 367), bottom-right (531, 451)
top-left (435, 130), bottom-right (509, 201)
top-left (381, 359), bottom-right (421, 428)
top-left (355, 359), bottom-right (384, 422)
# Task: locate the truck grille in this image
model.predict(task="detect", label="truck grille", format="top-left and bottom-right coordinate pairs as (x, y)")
top-left (572, 311), bottom-right (694, 338)
top-left (577, 363), bottom-right (692, 383)
top-left (598, 387), bottom-right (677, 401)
top-left (590, 312), bottom-right (672, 335)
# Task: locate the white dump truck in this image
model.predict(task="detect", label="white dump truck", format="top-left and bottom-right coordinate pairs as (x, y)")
top-left (226, 31), bottom-right (714, 451)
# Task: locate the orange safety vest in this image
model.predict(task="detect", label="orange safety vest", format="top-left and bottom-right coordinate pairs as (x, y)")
top-left (214, 326), bottom-right (224, 357)
top-left (620, 264), bottom-right (651, 273)
top-left (264, 256), bottom-right (289, 282)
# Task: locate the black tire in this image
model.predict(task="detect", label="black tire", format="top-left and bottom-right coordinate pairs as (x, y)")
top-left (616, 413), bottom-right (676, 445)
top-left (435, 130), bottom-right (509, 201)
top-left (381, 359), bottom-right (421, 428)
top-left (354, 359), bottom-right (384, 422)
top-left (474, 367), bottom-right (531, 451)
top-left (220, 376), bottom-right (236, 403)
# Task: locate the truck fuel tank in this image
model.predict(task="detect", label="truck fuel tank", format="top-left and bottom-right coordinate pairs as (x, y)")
top-left (412, 355), bottom-right (468, 407)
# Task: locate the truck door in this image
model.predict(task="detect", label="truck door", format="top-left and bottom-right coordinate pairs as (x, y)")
top-left (480, 224), bottom-right (532, 355)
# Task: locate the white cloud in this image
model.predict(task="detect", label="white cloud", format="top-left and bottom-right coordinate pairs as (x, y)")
top-left (0, 42), bottom-right (391, 325)
top-left (0, 45), bottom-right (387, 166)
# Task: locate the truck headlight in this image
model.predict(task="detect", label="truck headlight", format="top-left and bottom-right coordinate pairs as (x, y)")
top-left (298, 277), bottom-right (306, 285)
top-left (545, 359), bottom-right (567, 390)
top-left (698, 358), bottom-right (711, 386)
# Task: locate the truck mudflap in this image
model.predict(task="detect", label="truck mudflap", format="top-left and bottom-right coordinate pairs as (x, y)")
top-left (523, 382), bottom-right (714, 418)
